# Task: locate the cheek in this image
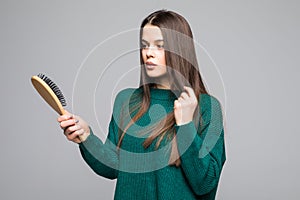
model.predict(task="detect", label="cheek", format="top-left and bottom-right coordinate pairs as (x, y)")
top-left (158, 51), bottom-right (166, 66)
top-left (160, 51), bottom-right (167, 66)
top-left (141, 50), bottom-right (146, 61)
top-left (161, 66), bottom-right (167, 73)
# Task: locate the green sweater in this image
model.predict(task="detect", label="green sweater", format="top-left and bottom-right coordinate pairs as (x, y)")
top-left (79, 87), bottom-right (226, 200)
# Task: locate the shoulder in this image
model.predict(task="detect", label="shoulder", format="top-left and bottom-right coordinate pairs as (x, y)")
top-left (199, 93), bottom-right (223, 116)
top-left (115, 88), bottom-right (137, 100)
top-left (115, 87), bottom-right (142, 100)
top-left (113, 87), bottom-right (141, 108)
top-left (199, 93), bottom-right (222, 107)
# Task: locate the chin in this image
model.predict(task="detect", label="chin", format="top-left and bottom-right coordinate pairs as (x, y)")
top-left (145, 71), bottom-right (167, 78)
top-left (146, 73), bottom-right (161, 78)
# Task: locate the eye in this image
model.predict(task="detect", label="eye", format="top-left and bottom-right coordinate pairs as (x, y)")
top-left (156, 44), bottom-right (164, 49)
top-left (141, 44), bottom-right (148, 49)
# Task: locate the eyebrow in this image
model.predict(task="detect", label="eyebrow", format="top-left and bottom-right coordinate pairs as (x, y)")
top-left (141, 39), bottom-right (164, 44)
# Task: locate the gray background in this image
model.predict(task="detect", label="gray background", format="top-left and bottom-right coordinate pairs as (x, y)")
top-left (1, 0), bottom-right (299, 199)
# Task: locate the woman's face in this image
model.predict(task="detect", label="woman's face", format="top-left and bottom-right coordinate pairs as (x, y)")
top-left (141, 24), bottom-right (167, 79)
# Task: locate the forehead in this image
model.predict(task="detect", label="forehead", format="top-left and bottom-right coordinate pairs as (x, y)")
top-left (142, 24), bottom-right (163, 41)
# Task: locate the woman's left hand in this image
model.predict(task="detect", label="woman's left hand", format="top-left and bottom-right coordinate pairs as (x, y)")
top-left (174, 86), bottom-right (198, 125)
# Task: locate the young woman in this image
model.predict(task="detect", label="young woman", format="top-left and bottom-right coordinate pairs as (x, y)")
top-left (58, 9), bottom-right (226, 200)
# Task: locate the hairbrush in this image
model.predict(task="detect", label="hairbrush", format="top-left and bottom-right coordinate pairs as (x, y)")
top-left (31, 73), bottom-right (67, 115)
top-left (31, 73), bottom-right (84, 141)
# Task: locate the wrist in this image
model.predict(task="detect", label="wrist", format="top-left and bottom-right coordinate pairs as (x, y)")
top-left (79, 127), bottom-right (91, 142)
top-left (79, 132), bottom-right (90, 142)
top-left (176, 120), bottom-right (192, 126)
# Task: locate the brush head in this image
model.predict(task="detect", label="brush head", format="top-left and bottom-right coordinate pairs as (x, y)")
top-left (37, 73), bottom-right (67, 106)
top-left (31, 73), bottom-right (66, 115)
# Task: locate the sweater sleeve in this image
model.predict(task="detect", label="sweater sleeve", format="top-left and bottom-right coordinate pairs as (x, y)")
top-left (77, 89), bottom-right (133, 180)
top-left (176, 94), bottom-right (226, 196)
top-left (78, 115), bottom-right (119, 179)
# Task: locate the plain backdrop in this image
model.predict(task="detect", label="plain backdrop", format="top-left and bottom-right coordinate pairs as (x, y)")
top-left (1, 0), bottom-right (299, 199)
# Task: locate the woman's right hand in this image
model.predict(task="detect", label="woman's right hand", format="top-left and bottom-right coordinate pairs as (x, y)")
top-left (57, 110), bottom-right (90, 144)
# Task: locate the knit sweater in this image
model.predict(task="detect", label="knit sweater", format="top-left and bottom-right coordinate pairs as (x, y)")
top-left (79, 87), bottom-right (226, 200)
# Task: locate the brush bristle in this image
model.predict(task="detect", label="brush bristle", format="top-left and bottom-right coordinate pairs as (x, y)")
top-left (37, 73), bottom-right (67, 106)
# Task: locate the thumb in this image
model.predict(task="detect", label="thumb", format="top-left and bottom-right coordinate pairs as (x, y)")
top-left (57, 109), bottom-right (73, 122)
top-left (63, 109), bottom-right (72, 117)
top-left (174, 100), bottom-right (181, 109)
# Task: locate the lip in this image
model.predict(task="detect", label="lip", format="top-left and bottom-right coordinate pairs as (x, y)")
top-left (146, 61), bottom-right (157, 66)
top-left (145, 61), bottom-right (157, 70)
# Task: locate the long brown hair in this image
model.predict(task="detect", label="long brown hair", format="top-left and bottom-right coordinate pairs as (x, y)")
top-left (117, 9), bottom-right (208, 166)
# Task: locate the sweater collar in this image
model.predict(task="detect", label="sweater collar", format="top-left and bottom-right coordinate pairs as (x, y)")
top-left (149, 87), bottom-right (179, 100)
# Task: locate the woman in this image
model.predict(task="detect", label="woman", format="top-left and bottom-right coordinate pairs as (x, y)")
top-left (58, 9), bottom-right (226, 200)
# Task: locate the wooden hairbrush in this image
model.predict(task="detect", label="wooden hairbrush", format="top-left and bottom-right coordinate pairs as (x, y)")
top-left (31, 73), bottom-right (67, 115)
top-left (31, 73), bottom-right (83, 141)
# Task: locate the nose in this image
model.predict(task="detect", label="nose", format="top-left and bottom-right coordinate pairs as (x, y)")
top-left (145, 46), bottom-right (155, 58)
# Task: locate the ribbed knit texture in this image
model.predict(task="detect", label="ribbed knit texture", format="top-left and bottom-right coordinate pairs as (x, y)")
top-left (79, 88), bottom-right (226, 200)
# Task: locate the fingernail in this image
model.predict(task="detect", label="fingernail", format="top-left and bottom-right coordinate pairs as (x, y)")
top-left (75, 119), bottom-right (79, 123)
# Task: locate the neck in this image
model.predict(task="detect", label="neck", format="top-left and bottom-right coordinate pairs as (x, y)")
top-left (150, 73), bottom-right (171, 89)
top-left (155, 83), bottom-right (170, 89)
top-left (152, 74), bottom-right (170, 89)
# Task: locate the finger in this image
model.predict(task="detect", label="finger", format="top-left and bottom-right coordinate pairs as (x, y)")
top-left (174, 100), bottom-right (181, 109)
top-left (72, 115), bottom-right (80, 124)
top-left (183, 86), bottom-right (196, 99)
top-left (67, 129), bottom-right (84, 141)
top-left (64, 109), bottom-right (73, 117)
top-left (60, 119), bottom-right (78, 129)
top-left (57, 114), bottom-right (72, 122)
top-left (180, 92), bottom-right (189, 99)
top-left (57, 109), bottom-right (74, 122)
top-left (178, 97), bottom-right (184, 102)
top-left (64, 124), bottom-right (81, 135)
